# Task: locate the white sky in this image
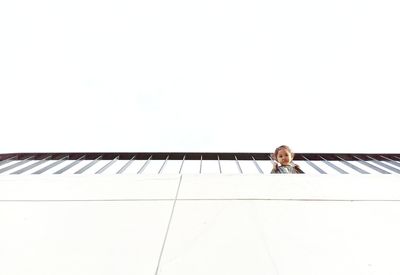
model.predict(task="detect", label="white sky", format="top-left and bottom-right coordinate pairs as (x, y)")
top-left (1, 0), bottom-right (399, 154)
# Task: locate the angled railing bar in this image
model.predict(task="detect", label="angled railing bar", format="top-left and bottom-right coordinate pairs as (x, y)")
top-left (268, 153), bottom-right (274, 161)
top-left (96, 156), bottom-right (119, 174)
top-left (12, 156), bottom-right (52, 175)
top-left (0, 156), bottom-right (35, 174)
top-left (365, 156), bottom-right (400, 174)
top-left (353, 156), bottom-right (390, 174)
top-left (379, 155), bottom-right (400, 168)
top-left (54, 155), bottom-right (86, 174)
top-left (0, 155), bottom-right (17, 168)
top-left (319, 156), bottom-right (348, 174)
top-left (251, 156), bottom-right (264, 174)
top-left (137, 155), bottom-right (152, 174)
top-left (33, 156), bottom-right (69, 174)
top-left (179, 155), bottom-right (186, 174)
top-left (75, 156), bottom-right (102, 174)
top-left (302, 156), bottom-right (327, 174)
top-left (336, 156), bottom-right (369, 174)
top-left (158, 155), bottom-right (169, 174)
top-left (234, 155), bottom-right (243, 174)
top-left (268, 154), bottom-right (275, 173)
top-left (116, 155), bottom-right (136, 174)
top-left (393, 156), bottom-right (400, 162)
top-left (199, 155), bottom-right (203, 174)
top-left (217, 155), bottom-right (222, 174)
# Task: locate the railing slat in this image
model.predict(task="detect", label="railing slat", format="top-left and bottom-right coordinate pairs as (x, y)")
top-left (366, 156), bottom-right (400, 174)
top-left (0, 156), bottom-right (34, 174)
top-left (380, 156), bottom-right (400, 169)
top-left (158, 155), bottom-right (169, 174)
top-left (353, 156), bottom-right (390, 174)
top-left (199, 155), bottom-right (203, 174)
top-left (252, 156), bottom-right (264, 174)
top-left (319, 156), bottom-right (348, 174)
top-left (336, 156), bottom-right (369, 174)
top-left (33, 156), bottom-right (69, 174)
top-left (0, 155), bottom-right (17, 168)
top-left (179, 155), bottom-right (186, 174)
top-left (96, 156), bottom-right (119, 174)
top-left (217, 155), bottom-right (222, 174)
top-left (137, 155), bottom-right (152, 174)
top-left (54, 155), bottom-right (85, 174)
top-left (75, 156), bottom-right (102, 174)
top-left (303, 156), bottom-right (327, 174)
top-left (116, 156), bottom-right (136, 174)
top-left (234, 155), bottom-right (243, 174)
top-left (12, 156), bottom-right (52, 175)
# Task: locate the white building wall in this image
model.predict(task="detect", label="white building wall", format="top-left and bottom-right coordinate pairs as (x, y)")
top-left (1, 174), bottom-right (400, 274)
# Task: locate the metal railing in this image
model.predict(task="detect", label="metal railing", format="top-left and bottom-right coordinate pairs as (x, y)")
top-left (1, 152), bottom-right (400, 175)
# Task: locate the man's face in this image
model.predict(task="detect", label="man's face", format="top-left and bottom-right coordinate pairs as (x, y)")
top-left (276, 149), bottom-right (293, 166)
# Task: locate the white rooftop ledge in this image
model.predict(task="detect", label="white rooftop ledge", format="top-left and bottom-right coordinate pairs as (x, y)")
top-left (1, 174), bottom-right (400, 275)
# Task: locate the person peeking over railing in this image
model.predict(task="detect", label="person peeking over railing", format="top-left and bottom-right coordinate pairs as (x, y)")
top-left (270, 145), bottom-right (304, 174)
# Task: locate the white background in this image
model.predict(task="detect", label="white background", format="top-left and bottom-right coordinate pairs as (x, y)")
top-left (1, 0), bottom-right (399, 153)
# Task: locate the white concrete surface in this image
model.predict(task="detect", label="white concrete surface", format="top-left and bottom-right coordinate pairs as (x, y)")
top-left (1, 174), bottom-right (400, 275)
top-left (178, 174), bottom-right (400, 200)
top-left (159, 200), bottom-right (400, 275)
top-left (1, 201), bottom-right (173, 275)
top-left (0, 174), bottom-right (181, 200)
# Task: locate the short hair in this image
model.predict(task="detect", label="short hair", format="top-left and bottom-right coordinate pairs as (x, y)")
top-left (272, 145), bottom-right (294, 160)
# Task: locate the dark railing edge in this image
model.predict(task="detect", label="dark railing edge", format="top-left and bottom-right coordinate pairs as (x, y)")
top-left (1, 152), bottom-right (400, 162)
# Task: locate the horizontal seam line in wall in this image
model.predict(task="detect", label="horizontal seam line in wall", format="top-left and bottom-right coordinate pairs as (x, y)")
top-left (1, 198), bottom-right (400, 202)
